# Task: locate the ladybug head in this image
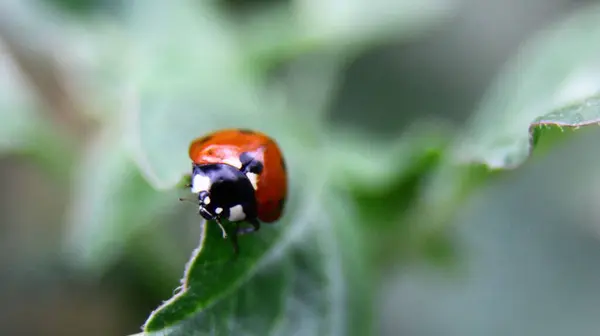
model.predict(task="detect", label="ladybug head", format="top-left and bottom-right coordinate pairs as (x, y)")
top-left (191, 163), bottom-right (251, 221)
top-left (190, 162), bottom-right (258, 225)
top-left (197, 190), bottom-right (215, 220)
top-left (190, 165), bottom-right (217, 220)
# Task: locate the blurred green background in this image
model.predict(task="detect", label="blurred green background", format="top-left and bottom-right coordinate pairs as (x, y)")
top-left (3, 0), bottom-right (600, 335)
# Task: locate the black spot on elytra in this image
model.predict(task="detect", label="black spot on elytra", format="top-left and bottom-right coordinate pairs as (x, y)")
top-left (239, 152), bottom-right (253, 166)
top-left (238, 128), bottom-right (256, 135)
top-left (240, 152), bottom-right (264, 174)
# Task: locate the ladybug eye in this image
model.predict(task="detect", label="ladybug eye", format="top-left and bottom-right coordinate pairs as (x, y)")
top-left (198, 191), bottom-right (210, 205)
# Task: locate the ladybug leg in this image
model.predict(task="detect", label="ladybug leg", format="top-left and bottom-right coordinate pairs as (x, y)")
top-left (214, 217), bottom-right (228, 239)
top-left (237, 218), bottom-right (260, 235)
top-left (198, 204), bottom-right (227, 239)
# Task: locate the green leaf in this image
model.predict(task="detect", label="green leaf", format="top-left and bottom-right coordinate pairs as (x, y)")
top-left (430, 95), bottom-right (600, 231)
top-left (292, 0), bottom-right (456, 46)
top-left (407, 96), bottom-right (600, 265)
top-left (142, 218), bottom-right (281, 332)
top-left (143, 188), bottom-right (373, 336)
top-left (378, 127), bottom-right (600, 335)
top-left (0, 0), bottom-right (138, 129)
top-left (529, 97), bottom-right (600, 150)
top-left (42, 0), bottom-right (122, 17)
top-left (0, 30), bottom-right (77, 179)
top-left (455, 3), bottom-right (600, 169)
top-left (123, 0), bottom-right (243, 92)
top-left (235, 0), bottom-right (458, 68)
top-left (130, 91), bottom-right (317, 190)
top-left (326, 123), bottom-right (450, 194)
top-left (117, 1), bottom-right (322, 189)
top-left (0, 38), bottom-right (42, 153)
top-left (409, 4), bottom-right (600, 250)
top-left (63, 124), bottom-right (177, 272)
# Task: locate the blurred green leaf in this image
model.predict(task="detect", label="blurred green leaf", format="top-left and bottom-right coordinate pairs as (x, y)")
top-left (404, 94), bottom-right (600, 265)
top-left (377, 127), bottom-right (600, 336)
top-left (265, 51), bottom-right (348, 132)
top-left (455, 3), bottom-right (600, 169)
top-left (405, 4), bottom-right (600, 254)
top-left (325, 123), bottom-right (448, 220)
top-left (326, 123), bottom-right (450, 194)
top-left (119, 1), bottom-right (323, 189)
top-left (425, 95), bottom-right (600, 233)
top-left (0, 0), bottom-right (134, 127)
top-left (41, 0), bottom-right (123, 17)
top-left (63, 124), bottom-right (178, 272)
top-left (130, 92), bottom-right (318, 190)
top-left (235, 0), bottom-right (458, 69)
top-left (0, 33), bottom-right (77, 181)
top-left (0, 39), bottom-right (41, 152)
top-left (293, 0), bottom-right (456, 46)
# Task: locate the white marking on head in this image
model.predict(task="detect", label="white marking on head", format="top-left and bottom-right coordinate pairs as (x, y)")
top-left (246, 172), bottom-right (258, 190)
top-left (228, 204), bottom-right (246, 221)
top-left (191, 174), bottom-right (211, 193)
top-left (215, 207), bottom-right (223, 214)
top-left (203, 196), bottom-right (211, 205)
top-left (222, 157), bottom-right (242, 169)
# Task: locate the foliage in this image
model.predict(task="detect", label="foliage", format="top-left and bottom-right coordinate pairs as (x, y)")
top-left (3, 0), bottom-right (600, 335)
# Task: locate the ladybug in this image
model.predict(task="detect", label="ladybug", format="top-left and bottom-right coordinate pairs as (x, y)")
top-left (186, 128), bottom-right (287, 254)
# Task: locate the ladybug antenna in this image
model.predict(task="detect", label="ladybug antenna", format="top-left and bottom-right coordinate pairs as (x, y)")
top-left (178, 197), bottom-right (196, 205)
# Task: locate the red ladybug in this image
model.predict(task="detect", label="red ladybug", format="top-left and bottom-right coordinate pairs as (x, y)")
top-left (187, 128), bottom-right (287, 254)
